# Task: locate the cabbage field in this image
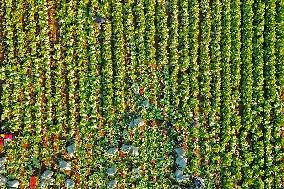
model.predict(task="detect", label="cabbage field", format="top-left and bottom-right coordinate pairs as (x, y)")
top-left (0, 0), bottom-right (283, 188)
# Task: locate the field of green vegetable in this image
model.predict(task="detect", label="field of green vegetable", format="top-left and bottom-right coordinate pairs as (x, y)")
top-left (0, 0), bottom-right (283, 188)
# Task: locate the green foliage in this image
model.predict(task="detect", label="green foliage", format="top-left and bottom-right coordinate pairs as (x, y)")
top-left (0, 0), bottom-right (283, 188)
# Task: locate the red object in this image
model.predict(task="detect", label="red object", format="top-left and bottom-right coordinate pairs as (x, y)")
top-left (4, 134), bottom-right (12, 140)
top-left (0, 138), bottom-right (3, 146)
top-left (29, 176), bottom-right (37, 188)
